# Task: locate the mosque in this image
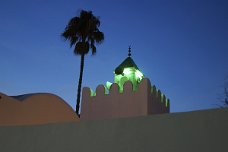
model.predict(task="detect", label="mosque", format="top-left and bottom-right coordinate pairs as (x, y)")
top-left (0, 48), bottom-right (227, 152)
top-left (80, 47), bottom-right (170, 120)
top-left (0, 47), bottom-right (169, 125)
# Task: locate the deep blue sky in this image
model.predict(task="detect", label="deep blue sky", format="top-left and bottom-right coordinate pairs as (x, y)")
top-left (0, 0), bottom-right (227, 112)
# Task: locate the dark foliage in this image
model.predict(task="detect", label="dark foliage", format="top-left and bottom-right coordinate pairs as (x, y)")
top-left (62, 10), bottom-right (104, 116)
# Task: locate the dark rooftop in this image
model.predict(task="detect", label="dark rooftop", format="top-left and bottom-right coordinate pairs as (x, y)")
top-left (114, 57), bottom-right (139, 75)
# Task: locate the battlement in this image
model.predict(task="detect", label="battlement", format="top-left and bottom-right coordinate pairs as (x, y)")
top-left (81, 78), bottom-right (170, 120)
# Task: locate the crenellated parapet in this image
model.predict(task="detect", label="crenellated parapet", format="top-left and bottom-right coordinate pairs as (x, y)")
top-left (81, 78), bottom-right (170, 120)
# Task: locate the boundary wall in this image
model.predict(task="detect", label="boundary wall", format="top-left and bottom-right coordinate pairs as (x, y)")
top-left (0, 108), bottom-right (228, 152)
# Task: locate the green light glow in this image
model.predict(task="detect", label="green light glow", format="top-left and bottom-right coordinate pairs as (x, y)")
top-left (135, 70), bottom-right (143, 80)
top-left (166, 99), bottom-right (170, 107)
top-left (114, 67), bottom-right (144, 92)
top-left (161, 94), bottom-right (164, 102)
top-left (123, 68), bottom-right (132, 75)
top-left (90, 89), bottom-right (96, 96)
top-left (106, 81), bottom-right (112, 90)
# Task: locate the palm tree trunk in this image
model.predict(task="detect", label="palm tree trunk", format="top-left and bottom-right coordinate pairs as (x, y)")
top-left (76, 54), bottom-right (85, 117)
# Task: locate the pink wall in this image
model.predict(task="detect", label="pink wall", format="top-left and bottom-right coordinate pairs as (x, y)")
top-left (81, 78), bottom-right (169, 120)
top-left (0, 92), bottom-right (79, 126)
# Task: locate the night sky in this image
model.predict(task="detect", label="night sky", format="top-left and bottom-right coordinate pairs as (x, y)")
top-left (0, 0), bottom-right (227, 112)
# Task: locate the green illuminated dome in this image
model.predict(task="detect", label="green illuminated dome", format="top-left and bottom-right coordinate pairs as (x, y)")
top-left (112, 47), bottom-right (144, 92)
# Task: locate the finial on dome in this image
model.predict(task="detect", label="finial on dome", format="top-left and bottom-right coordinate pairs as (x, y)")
top-left (128, 46), bottom-right (131, 57)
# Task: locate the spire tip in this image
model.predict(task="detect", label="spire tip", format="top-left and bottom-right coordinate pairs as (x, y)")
top-left (128, 45), bottom-right (131, 57)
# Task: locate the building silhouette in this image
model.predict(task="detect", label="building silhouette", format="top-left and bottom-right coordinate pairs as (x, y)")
top-left (81, 47), bottom-right (170, 120)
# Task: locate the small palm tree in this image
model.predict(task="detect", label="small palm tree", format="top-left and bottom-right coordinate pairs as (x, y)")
top-left (62, 10), bottom-right (104, 116)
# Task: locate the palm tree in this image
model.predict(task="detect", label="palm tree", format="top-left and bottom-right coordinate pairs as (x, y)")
top-left (62, 10), bottom-right (104, 116)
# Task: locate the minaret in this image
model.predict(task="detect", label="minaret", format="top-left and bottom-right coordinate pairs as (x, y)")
top-left (81, 47), bottom-right (170, 120)
top-left (110, 47), bottom-right (144, 92)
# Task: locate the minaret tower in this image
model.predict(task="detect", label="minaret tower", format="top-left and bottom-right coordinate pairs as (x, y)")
top-left (107, 47), bottom-right (144, 92)
top-left (81, 47), bottom-right (170, 120)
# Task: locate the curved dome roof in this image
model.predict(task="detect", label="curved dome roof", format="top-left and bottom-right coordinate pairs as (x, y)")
top-left (0, 92), bottom-right (79, 126)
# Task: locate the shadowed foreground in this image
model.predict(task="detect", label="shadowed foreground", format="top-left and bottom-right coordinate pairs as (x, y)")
top-left (0, 108), bottom-right (227, 152)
